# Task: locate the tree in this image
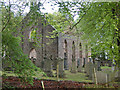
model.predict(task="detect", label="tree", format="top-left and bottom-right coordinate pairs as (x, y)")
top-left (56, 1), bottom-right (120, 80)
top-left (1, 1), bottom-right (44, 84)
top-left (45, 12), bottom-right (73, 36)
top-left (77, 2), bottom-right (119, 66)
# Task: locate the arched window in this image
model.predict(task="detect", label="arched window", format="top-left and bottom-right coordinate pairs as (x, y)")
top-left (77, 43), bottom-right (82, 68)
top-left (85, 45), bottom-right (88, 59)
top-left (64, 40), bottom-right (67, 53)
top-left (79, 43), bottom-right (82, 58)
top-left (29, 29), bottom-right (37, 42)
top-left (72, 41), bottom-right (75, 61)
top-left (64, 40), bottom-right (68, 70)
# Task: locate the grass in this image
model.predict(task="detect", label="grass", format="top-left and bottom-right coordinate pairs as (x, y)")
top-left (101, 66), bottom-right (112, 69)
top-left (1, 69), bottom-right (92, 83)
top-left (1, 66), bottom-right (114, 83)
top-left (41, 70), bottom-right (92, 82)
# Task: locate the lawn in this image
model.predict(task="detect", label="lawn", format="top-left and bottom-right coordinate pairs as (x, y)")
top-left (1, 66), bottom-right (114, 83)
top-left (1, 69), bottom-right (92, 83)
top-left (101, 66), bottom-right (112, 69)
top-left (41, 70), bottom-right (92, 82)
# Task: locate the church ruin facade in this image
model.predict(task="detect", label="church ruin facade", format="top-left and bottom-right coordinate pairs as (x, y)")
top-left (16, 10), bottom-right (91, 73)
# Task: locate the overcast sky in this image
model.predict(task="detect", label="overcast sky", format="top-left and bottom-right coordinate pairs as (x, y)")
top-left (2, 0), bottom-right (59, 14)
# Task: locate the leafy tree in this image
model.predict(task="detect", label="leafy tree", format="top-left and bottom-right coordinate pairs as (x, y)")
top-left (56, 1), bottom-right (120, 80)
top-left (77, 2), bottom-right (120, 66)
top-left (1, 1), bottom-right (44, 84)
top-left (45, 12), bottom-right (73, 36)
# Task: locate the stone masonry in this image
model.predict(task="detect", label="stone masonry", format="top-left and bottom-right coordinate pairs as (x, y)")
top-left (16, 9), bottom-right (91, 73)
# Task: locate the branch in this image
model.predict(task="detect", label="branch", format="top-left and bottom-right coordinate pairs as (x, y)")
top-left (70, 5), bottom-right (91, 30)
top-left (2, 0), bottom-right (11, 31)
top-left (70, 13), bottom-right (85, 30)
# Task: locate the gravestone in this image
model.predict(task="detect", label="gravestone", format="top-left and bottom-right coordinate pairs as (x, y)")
top-left (84, 62), bottom-right (89, 74)
top-left (70, 60), bottom-right (77, 73)
top-left (88, 62), bottom-right (94, 80)
top-left (94, 60), bottom-right (100, 71)
top-left (85, 62), bottom-right (94, 80)
top-left (43, 57), bottom-right (53, 77)
top-left (58, 58), bottom-right (65, 78)
top-left (78, 58), bottom-right (83, 72)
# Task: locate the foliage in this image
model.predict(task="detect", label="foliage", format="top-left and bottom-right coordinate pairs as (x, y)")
top-left (46, 12), bottom-right (71, 34)
top-left (56, 1), bottom-right (120, 66)
top-left (1, 1), bottom-right (44, 84)
top-left (77, 2), bottom-right (120, 65)
top-left (1, 0), bottom-right (120, 85)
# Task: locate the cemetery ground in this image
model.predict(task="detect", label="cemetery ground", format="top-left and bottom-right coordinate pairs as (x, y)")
top-left (1, 66), bottom-right (120, 89)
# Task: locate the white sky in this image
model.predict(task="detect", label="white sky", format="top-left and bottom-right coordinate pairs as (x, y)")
top-left (2, 0), bottom-right (59, 14)
top-left (2, 0), bottom-right (119, 19)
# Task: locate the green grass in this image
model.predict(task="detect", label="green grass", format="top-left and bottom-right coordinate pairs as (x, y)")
top-left (1, 70), bottom-right (92, 83)
top-left (40, 70), bottom-right (92, 82)
top-left (101, 66), bottom-right (112, 69)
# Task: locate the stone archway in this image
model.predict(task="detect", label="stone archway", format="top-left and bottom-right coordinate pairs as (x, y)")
top-left (29, 48), bottom-right (37, 64)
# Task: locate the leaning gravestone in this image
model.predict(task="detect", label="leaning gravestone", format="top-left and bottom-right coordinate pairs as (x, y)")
top-left (43, 57), bottom-right (53, 77)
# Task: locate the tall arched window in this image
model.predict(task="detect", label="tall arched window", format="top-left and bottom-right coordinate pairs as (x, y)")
top-left (29, 29), bottom-right (37, 42)
top-left (79, 43), bottom-right (82, 58)
top-left (72, 41), bottom-right (75, 61)
top-left (85, 45), bottom-right (88, 63)
top-left (77, 43), bottom-right (82, 68)
top-left (64, 40), bottom-right (67, 53)
top-left (64, 40), bottom-right (68, 70)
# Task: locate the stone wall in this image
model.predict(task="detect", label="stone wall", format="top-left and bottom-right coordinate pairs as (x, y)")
top-left (17, 15), bottom-right (58, 68)
top-left (58, 33), bottom-right (91, 70)
top-left (16, 11), bottom-right (91, 71)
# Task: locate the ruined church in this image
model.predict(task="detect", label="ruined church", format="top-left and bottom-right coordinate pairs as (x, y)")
top-left (16, 8), bottom-right (91, 76)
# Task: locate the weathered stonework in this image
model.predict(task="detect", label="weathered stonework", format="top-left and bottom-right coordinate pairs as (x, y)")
top-left (16, 10), bottom-right (91, 74)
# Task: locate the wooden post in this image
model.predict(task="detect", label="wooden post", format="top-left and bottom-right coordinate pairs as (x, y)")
top-left (41, 81), bottom-right (45, 90)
